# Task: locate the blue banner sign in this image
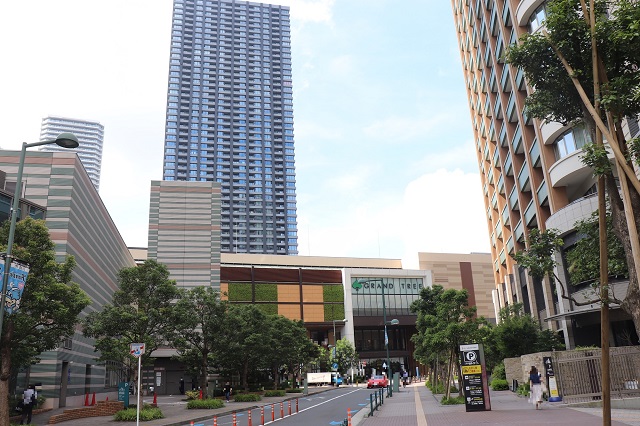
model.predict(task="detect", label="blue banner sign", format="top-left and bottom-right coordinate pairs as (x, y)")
top-left (0, 258), bottom-right (30, 315)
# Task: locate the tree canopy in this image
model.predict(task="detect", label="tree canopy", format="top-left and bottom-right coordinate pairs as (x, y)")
top-left (0, 218), bottom-right (90, 424)
top-left (83, 259), bottom-right (181, 381)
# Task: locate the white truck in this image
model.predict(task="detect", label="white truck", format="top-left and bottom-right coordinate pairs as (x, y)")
top-left (306, 372), bottom-right (332, 386)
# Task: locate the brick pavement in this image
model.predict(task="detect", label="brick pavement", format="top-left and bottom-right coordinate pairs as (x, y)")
top-left (359, 382), bottom-right (640, 426)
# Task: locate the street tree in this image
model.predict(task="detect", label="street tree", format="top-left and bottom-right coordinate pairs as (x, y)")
top-left (168, 286), bottom-right (227, 392)
top-left (217, 304), bottom-right (271, 391)
top-left (333, 338), bottom-right (358, 377)
top-left (83, 259), bottom-right (181, 404)
top-left (0, 218), bottom-right (90, 424)
top-left (506, 0), bottom-right (640, 338)
top-left (411, 285), bottom-right (487, 399)
top-left (492, 304), bottom-right (564, 360)
top-left (271, 316), bottom-right (320, 389)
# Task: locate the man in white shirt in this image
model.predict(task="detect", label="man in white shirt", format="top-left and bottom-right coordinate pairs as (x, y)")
top-left (20, 385), bottom-right (36, 425)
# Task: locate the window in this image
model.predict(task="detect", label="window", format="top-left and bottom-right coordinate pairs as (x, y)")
top-left (553, 124), bottom-right (590, 160)
top-left (528, 5), bottom-right (546, 33)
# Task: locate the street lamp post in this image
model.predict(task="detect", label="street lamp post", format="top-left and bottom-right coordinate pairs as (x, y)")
top-left (0, 133), bottom-right (79, 335)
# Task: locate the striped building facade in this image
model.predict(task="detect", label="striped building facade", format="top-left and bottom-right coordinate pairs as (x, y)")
top-left (148, 180), bottom-right (222, 288)
top-left (0, 150), bottom-right (135, 408)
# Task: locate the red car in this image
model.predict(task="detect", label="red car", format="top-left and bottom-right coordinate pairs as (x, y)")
top-left (367, 375), bottom-right (389, 389)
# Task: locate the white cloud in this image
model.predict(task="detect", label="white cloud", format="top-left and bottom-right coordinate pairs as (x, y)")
top-left (296, 168), bottom-right (490, 266)
top-left (400, 169), bottom-right (490, 267)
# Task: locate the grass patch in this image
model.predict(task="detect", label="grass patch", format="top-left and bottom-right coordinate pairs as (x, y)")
top-left (234, 393), bottom-right (262, 402)
top-left (441, 396), bottom-right (465, 405)
top-left (264, 390), bottom-right (286, 397)
top-left (187, 398), bottom-right (225, 409)
top-left (114, 407), bottom-right (164, 421)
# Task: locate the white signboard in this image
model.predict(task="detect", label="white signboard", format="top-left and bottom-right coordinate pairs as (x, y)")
top-left (130, 343), bottom-right (145, 358)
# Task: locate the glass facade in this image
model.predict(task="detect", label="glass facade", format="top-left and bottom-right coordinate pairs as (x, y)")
top-left (163, 0), bottom-right (298, 255)
top-left (351, 276), bottom-right (425, 317)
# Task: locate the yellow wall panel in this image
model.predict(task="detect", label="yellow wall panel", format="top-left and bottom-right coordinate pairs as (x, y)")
top-left (278, 284), bottom-right (300, 302)
top-left (302, 286), bottom-right (323, 303)
top-left (220, 283), bottom-right (229, 300)
top-left (303, 304), bottom-right (325, 322)
top-left (278, 304), bottom-right (301, 320)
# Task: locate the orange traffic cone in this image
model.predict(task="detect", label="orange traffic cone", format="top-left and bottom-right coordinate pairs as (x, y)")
top-left (106, 396), bottom-right (109, 402)
top-left (84, 393), bottom-right (89, 406)
top-left (153, 392), bottom-right (157, 405)
top-left (91, 392), bottom-right (96, 406)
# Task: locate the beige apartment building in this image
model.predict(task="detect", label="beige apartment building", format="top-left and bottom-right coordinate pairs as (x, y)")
top-left (451, 0), bottom-right (639, 347)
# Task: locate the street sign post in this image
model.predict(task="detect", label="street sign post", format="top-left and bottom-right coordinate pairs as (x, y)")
top-left (459, 343), bottom-right (491, 412)
top-left (130, 343), bottom-right (145, 426)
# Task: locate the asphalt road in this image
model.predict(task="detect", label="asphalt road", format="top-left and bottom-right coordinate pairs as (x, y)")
top-left (184, 387), bottom-right (374, 426)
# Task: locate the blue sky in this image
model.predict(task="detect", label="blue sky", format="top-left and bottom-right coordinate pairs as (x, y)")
top-left (0, 0), bottom-right (490, 267)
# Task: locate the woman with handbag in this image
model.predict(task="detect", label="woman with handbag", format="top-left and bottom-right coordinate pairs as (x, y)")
top-left (528, 366), bottom-right (544, 410)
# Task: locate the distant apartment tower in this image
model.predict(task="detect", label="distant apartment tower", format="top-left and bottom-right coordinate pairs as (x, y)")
top-left (162, 0), bottom-right (298, 255)
top-left (39, 116), bottom-right (104, 191)
top-left (451, 1), bottom-right (638, 348)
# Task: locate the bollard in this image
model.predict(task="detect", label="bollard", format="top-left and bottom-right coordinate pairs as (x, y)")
top-left (199, 389), bottom-right (203, 400)
top-left (248, 410), bottom-right (252, 426)
top-left (296, 398), bottom-right (299, 413)
top-left (370, 394), bottom-right (374, 416)
top-left (261, 406), bottom-right (264, 424)
top-left (348, 408), bottom-right (352, 426)
top-left (288, 400), bottom-right (291, 416)
top-left (233, 412), bottom-right (237, 426)
top-left (280, 401), bottom-right (284, 418)
top-left (272, 403), bottom-right (275, 421)
top-left (213, 416), bottom-right (217, 426)
top-left (190, 421), bottom-right (194, 426)
top-left (153, 392), bottom-right (157, 405)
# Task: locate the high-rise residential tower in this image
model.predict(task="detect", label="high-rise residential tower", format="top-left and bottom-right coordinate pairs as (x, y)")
top-left (451, 1), bottom-right (639, 348)
top-left (39, 116), bottom-right (104, 191)
top-left (162, 0), bottom-right (298, 255)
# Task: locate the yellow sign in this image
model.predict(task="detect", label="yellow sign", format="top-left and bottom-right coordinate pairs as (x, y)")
top-left (462, 365), bottom-right (481, 375)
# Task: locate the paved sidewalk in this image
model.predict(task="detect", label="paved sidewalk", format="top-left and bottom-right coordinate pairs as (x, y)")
top-left (31, 386), bottom-right (335, 426)
top-left (359, 383), bottom-right (640, 426)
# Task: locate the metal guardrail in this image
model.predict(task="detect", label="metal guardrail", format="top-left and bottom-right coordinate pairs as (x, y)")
top-left (368, 388), bottom-right (385, 417)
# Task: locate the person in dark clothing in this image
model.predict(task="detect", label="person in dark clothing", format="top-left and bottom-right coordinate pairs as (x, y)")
top-left (223, 382), bottom-right (232, 402)
top-left (179, 378), bottom-right (185, 395)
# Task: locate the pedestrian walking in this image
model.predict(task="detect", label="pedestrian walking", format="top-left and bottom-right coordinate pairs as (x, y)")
top-left (20, 385), bottom-right (37, 424)
top-left (528, 366), bottom-right (544, 409)
top-left (179, 378), bottom-right (185, 395)
top-left (223, 381), bottom-right (232, 402)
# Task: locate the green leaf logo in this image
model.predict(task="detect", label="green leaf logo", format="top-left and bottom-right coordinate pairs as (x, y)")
top-left (351, 280), bottom-right (363, 291)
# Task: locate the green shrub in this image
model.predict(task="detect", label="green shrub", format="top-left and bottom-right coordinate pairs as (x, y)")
top-left (114, 407), bottom-right (164, 421)
top-left (491, 379), bottom-right (509, 391)
top-left (516, 382), bottom-right (530, 396)
top-left (441, 396), bottom-right (465, 405)
top-left (286, 388), bottom-right (303, 393)
top-left (492, 362), bottom-right (506, 380)
top-left (234, 393), bottom-right (262, 402)
top-left (187, 398), bottom-right (224, 409)
top-left (264, 390), bottom-right (285, 397)
top-left (185, 390), bottom-right (200, 400)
